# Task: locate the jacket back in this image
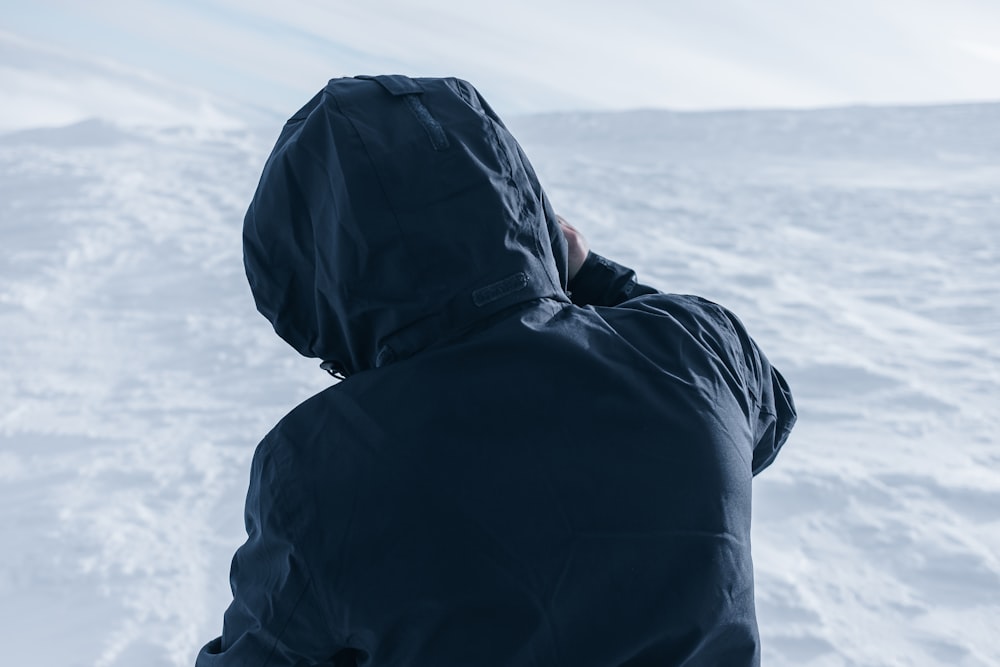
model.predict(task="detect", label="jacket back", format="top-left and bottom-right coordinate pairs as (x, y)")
top-left (197, 75), bottom-right (795, 667)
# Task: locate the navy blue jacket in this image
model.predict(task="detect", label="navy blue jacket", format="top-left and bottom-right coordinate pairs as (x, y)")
top-left (197, 76), bottom-right (795, 667)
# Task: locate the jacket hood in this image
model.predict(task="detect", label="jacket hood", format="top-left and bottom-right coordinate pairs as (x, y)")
top-left (243, 75), bottom-right (570, 375)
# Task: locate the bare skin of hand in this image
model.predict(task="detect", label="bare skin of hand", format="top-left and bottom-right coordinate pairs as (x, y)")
top-left (557, 215), bottom-right (589, 281)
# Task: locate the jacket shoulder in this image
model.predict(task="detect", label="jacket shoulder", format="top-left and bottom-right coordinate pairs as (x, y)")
top-left (610, 293), bottom-right (751, 364)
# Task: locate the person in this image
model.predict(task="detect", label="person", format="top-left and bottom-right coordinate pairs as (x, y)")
top-left (196, 75), bottom-right (796, 667)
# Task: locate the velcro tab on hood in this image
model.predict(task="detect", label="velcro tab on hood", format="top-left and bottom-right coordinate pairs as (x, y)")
top-left (354, 74), bottom-right (424, 96)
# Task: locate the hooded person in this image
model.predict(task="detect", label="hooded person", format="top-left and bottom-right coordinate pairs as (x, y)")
top-left (196, 75), bottom-right (796, 667)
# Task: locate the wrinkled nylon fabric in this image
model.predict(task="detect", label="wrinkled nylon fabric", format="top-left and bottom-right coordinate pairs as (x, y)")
top-left (243, 76), bottom-right (569, 375)
top-left (198, 76), bottom-right (795, 667)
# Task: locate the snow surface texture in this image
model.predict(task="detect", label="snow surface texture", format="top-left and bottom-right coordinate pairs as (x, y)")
top-left (1, 101), bottom-right (998, 665)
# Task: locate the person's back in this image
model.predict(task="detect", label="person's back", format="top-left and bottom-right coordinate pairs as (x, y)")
top-left (197, 75), bottom-right (795, 667)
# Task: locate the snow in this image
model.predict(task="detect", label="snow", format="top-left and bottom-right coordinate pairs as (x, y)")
top-left (2, 54), bottom-right (999, 667)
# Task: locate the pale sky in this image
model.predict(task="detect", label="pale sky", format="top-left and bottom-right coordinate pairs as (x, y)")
top-left (3, 0), bottom-right (1000, 128)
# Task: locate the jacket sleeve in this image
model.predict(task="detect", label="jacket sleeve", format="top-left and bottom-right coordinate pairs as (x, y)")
top-left (196, 432), bottom-right (345, 667)
top-left (715, 304), bottom-right (797, 476)
top-left (566, 252), bottom-right (659, 307)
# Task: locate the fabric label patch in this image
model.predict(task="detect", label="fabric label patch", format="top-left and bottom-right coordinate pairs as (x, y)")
top-left (472, 272), bottom-right (530, 307)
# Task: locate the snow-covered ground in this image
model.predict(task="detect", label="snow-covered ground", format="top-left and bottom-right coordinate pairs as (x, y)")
top-left (2, 56), bottom-right (999, 667)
